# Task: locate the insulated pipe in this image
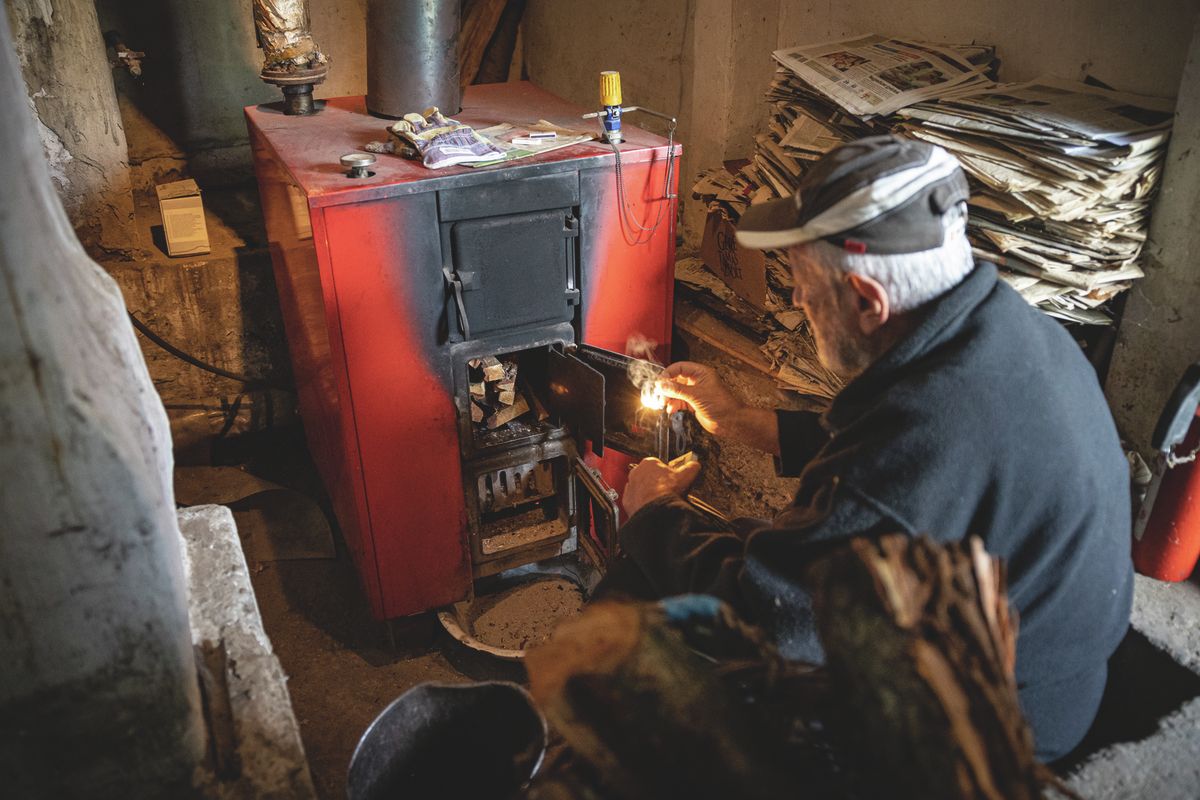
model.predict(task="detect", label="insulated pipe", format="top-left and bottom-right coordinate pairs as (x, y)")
top-left (254, 0), bottom-right (329, 115)
top-left (366, 0), bottom-right (461, 119)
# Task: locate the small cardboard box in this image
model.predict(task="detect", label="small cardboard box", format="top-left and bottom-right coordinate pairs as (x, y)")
top-left (699, 210), bottom-right (769, 310)
top-left (155, 179), bottom-right (210, 257)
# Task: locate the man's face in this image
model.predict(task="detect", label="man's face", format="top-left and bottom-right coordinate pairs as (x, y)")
top-left (787, 245), bottom-right (873, 379)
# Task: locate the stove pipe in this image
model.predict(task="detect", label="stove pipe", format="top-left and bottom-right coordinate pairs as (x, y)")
top-left (366, 0), bottom-right (462, 119)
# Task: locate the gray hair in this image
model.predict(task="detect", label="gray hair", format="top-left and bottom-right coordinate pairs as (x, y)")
top-left (802, 203), bottom-right (974, 314)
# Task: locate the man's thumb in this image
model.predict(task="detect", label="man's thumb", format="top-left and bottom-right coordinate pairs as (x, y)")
top-left (674, 458), bottom-right (702, 486)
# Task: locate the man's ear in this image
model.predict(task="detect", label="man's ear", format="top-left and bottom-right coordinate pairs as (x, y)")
top-left (845, 273), bottom-right (890, 334)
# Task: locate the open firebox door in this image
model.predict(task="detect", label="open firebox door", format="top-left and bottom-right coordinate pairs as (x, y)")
top-left (544, 344), bottom-right (688, 569)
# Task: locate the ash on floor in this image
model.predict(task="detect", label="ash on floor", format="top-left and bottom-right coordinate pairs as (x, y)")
top-left (471, 577), bottom-right (585, 651)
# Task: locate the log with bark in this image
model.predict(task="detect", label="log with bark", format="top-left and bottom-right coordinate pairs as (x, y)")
top-left (805, 534), bottom-right (1043, 800)
top-left (525, 601), bottom-right (797, 800)
top-left (526, 535), bottom-right (1062, 800)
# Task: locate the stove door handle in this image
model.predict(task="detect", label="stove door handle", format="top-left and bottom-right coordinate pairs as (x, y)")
top-left (443, 267), bottom-right (471, 340)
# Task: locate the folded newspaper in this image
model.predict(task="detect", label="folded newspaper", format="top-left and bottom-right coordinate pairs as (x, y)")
top-left (470, 121), bottom-right (594, 167)
top-left (693, 33), bottom-right (1174, 326)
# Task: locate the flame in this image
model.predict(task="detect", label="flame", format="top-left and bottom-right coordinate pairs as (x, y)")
top-left (640, 380), bottom-right (665, 410)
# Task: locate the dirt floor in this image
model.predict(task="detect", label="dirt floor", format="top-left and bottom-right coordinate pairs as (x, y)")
top-left (209, 333), bottom-right (814, 798)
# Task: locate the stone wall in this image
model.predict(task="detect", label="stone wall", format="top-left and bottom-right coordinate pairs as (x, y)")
top-left (6, 0), bottom-right (136, 255)
top-left (0, 5), bottom-right (204, 793)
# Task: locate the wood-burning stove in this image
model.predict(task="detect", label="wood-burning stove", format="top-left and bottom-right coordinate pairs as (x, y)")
top-left (247, 82), bottom-right (680, 619)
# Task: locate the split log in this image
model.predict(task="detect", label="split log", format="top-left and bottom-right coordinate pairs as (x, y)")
top-left (486, 394), bottom-right (528, 429)
top-left (498, 389), bottom-right (516, 406)
top-left (470, 399), bottom-right (485, 423)
top-left (470, 381), bottom-right (486, 399)
top-left (805, 534), bottom-right (1040, 800)
top-left (525, 386), bottom-right (550, 421)
top-left (480, 355), bottom-right (506, 382)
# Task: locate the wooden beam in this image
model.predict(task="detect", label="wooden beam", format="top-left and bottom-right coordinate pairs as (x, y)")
top-left (674, 302), bottom-right (776, 379)
top-left (459, 0), bottom-right (509, 90)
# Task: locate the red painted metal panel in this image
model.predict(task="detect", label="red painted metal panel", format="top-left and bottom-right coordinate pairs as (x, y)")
top-left (320, 197), bottom-right (471, 618)
top-left (582, 153), bottom-right (679, 363)
top-left (250, 128), bottom-right (383, 612)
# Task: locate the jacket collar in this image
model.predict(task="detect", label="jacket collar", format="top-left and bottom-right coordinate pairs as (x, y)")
top-left (823, 262), bottom-right (999, 432)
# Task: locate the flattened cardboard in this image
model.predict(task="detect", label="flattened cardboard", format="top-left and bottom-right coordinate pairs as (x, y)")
top-left (155, 179), bottom-right (210, 257)
top-left (700, 210), bottom-right (768, 310)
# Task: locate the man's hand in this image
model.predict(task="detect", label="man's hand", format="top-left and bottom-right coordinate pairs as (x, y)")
top-left (623, 452), bottom-right (702, 517)
top-left (657, 361), bottom-right (782, 455)
top-left (657, 362), bottom-right (744, 436)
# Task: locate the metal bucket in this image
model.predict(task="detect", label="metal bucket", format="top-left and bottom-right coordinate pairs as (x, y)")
top-left (437, 561), bottom-right (597, 661)
top-left (347, 681), bottom-right (547, 800)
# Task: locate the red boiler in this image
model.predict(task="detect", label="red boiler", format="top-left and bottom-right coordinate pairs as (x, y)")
top-left (246, 82), bottom-right (680, 619)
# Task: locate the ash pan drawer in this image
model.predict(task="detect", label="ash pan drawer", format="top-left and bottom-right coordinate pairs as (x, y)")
top-left (438, 171), bottom-right (580, 222)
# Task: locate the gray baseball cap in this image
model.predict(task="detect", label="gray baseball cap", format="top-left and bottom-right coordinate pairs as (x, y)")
top-left (735, 135), bottom-right (970, 255)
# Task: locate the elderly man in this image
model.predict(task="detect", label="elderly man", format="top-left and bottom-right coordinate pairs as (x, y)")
top-left (614, 136), bottom-right (1133, 761)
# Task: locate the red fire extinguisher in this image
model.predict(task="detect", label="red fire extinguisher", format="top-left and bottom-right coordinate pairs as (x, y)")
top-left (1132, 362), bottom-right (1200, 581)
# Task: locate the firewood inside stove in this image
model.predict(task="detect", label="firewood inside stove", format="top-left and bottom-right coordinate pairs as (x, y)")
top-left (487, 395), bottom-right (529, 429)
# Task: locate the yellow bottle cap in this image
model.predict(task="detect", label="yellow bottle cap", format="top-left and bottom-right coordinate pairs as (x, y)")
top-left (600, 71), bottom-right (622, 107)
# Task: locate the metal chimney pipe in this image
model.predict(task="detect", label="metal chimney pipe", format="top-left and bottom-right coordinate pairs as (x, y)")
top-left (366, 0), bottom-right (461, 119)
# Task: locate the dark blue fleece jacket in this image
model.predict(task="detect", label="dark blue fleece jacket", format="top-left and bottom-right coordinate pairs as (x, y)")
top-left (619, 262), bottom-right (1133, 761)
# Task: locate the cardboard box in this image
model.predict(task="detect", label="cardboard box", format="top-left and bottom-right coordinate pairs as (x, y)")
top-left (155, 179), bottom-right (210, 257)
top-left (699, 209), bottom-right (769, 310)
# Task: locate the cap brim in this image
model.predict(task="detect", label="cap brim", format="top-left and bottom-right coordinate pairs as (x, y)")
top-left (735, 197), bottom-right (815, 250)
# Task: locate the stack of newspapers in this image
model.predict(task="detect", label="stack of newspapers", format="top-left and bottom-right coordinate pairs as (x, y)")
top-left (695, 33), bottom-right (1175, 326)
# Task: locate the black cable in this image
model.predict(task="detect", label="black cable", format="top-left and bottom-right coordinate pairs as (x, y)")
top-left (127, 311), bottom-right (286, 390)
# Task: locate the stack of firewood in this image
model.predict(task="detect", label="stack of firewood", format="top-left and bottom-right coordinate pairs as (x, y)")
top-left (524, 534), bottom-right (1070, 800)
top-left (467, 355), bottom-right (548, 431)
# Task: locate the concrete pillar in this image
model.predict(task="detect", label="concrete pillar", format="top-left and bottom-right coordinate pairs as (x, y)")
top-left (1105, 11), bottom-right (1200, 453)
top-left (5, 0), bottom-right (136, 256)
top-left (0, 7), bottom-right (205, 798)
top-left (679, 0), bottom-right (779, 243)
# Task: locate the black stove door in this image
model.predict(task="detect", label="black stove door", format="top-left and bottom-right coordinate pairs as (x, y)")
top-left (574, 344), bottom-right (674, 461)
top-left (544, 346), bottom-right (606, 455)
top-left (542, 344), bottom-right (684, 461)
top-left (444, 209), bottom-right (580, 339)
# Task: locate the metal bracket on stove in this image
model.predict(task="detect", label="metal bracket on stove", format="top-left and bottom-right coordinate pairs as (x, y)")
top-left (575, 456), bottom-right (620, 563)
